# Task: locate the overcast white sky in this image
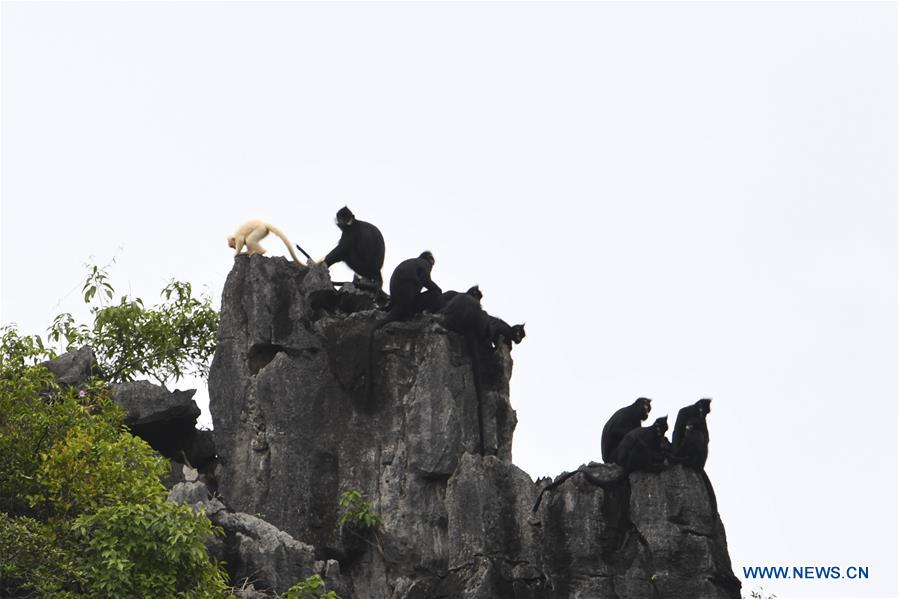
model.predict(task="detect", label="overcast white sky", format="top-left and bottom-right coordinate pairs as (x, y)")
top-left (1, 2), bottom-right (896, 597)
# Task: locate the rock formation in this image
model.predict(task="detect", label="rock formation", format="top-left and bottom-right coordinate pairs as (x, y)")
top-left (41, 344), bottom-right (96, 386)
top-left (203, 255), bottom-right (742, 599)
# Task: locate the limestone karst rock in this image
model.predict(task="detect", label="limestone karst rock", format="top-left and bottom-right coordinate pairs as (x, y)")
top-left (204, 255), bottom-right (742, 598)
top-left (41, 344), bottom-right (96, 387)
top-left (168, 480), bottom-right (345, 596)
top-left (42, 349), bottom-right (217, 486)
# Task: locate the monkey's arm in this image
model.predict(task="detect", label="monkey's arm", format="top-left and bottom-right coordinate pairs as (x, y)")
top-left (323, 238), bottom-right (348, 266)
top-left (419, 268), bottom-right (442, 294)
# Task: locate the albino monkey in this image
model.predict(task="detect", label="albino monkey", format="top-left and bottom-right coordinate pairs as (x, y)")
top-left (227, 220), bottom-right (307, 266)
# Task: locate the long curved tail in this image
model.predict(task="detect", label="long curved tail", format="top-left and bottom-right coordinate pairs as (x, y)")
top-left (532, 466), bottom-right (625, 512)
top-left (267, 224), bottom-right (306, 266)
top-left (466, 334), bottom-right (486, 457)
top-left (700, 469), bottom-right (719, 514)
top-left (365, 324), bottom-right (377, 404)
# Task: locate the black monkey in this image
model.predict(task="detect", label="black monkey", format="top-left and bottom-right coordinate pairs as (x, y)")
top-left (672, 417), bottom-right (708, 469)
top-left (486, 316), bottom-right (526, 350)
top-left (438, 287), bottom-right (491, 455)
top-left (319, 207), bottom-right (386, 292)
top-left (672, 398), bottom-right (711, 451)
top-left (380, 251), bottom-right (442, 326)
top-left (442, 285), bottom-right (482, 305)
top-left (416, 284), bottom-right (482, 314)
top-left (612, 416), bottom-right (669, 474)
top-left (439, 288), bottom-right (489, 335)
top-left (600, 397), bottom-right (652, 463)
top-left (671, 415), bottom-right (717, 512)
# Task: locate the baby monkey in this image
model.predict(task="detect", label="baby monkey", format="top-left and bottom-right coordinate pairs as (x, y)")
top-left (228, 220), bottom-right (307, 266)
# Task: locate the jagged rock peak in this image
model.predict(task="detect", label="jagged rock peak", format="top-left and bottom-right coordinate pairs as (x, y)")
top-left (204, 255), bottom-right (740, 598)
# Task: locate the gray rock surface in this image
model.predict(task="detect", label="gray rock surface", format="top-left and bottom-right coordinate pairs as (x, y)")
top-left (110, 380), bottom-right (201, 426)
top-left (168, 480), bottom-right (345, 596)
top-left (208, 255), bottom-right (741, 598)
top-left (42, 345), bottom-right (96, 387)
top-left (109, 379), bottom-right (208, 469)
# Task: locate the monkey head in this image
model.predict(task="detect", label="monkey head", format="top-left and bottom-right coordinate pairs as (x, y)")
top-left (466, 285), bottom-right (483, 301)
top-left (510, 324), bottom-right (526, 344)
top-left (697, 398), bottom-right (712, 416)
top-left (227, 236), bottom-right (236, 249)
top-left (336, 206), bottom-right (355, 229)
top-left (652, 416), bottom-right (668, 436)
top-left (636, 397), bottom-right (652, 420)
top-left (419, 251), bottom-right (435, 266)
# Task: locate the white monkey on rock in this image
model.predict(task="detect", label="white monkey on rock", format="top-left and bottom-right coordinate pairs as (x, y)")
top-left (227, 220), bottom-right (307, 266)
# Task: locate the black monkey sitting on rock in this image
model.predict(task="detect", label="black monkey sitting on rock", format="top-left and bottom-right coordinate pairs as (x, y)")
top-left (415, 284), bottom-right (482, 314)
top-left (612, 416), bottom-right (670, 474)
top-left (600, 397), bottom-right (652, 463)
top-left (438, 287), bottom-right (489, 336)
top-left (672, 398), bottom-right (711, 451)
top-left (318, 206), bottom-right (386, 293)
top-left (671, 408), bottom-right (717, 512)
top-left (440, 285), bottom-right (482, 307)
top-left (672, 417), bottom-right (709, 469)
top-left (378, 251), bottom-right (442, 327)
top-left (419, 285), bottom-right (525, 351)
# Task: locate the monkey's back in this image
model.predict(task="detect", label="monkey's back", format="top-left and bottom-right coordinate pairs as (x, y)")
top-left (344, 220), bottom-right (385, 278)
top-left (601, 404), bottom-right (642, 463)
top-left (389, 258), bottom-right (425, 293)
top-left (613, 426), bottom-right (658, 471)
top-left (441, 295), bottom-right (488, 337)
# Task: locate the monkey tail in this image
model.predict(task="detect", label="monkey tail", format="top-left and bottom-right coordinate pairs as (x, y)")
top-left (365, 315), bottom-right (392, 404)
top-left (365, 322), bottom-right (378, 405)
top-left (466, 334), bottom-right (486, 457)
top-left (267, 224), bottom-right (307, 266)
top-left (700, 469), bottom-right (718, 515)
top-left (533, 469), bottom-right (580, 513)
top-left (532, 466), bottom-right (625, 513)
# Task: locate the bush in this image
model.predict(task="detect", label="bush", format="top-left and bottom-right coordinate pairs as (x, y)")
top-left (1, 307), bottom-right (229, 596)
top-left (71, 501), bottom-right (227, 598)
top-left (337, 489), bottom-right (382, 529)
top-left (47, 263), bottom-right (219, 385)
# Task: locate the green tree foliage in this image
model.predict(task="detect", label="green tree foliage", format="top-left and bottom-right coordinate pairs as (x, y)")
top-left (282, 574), bottom-right (341, 599)
top-left (70, 501), bottom-right (226, 598)
top-left (1, 308), bottom-right (229, 596)
top-left (336, 489), bottom-right (382, 529)
top-left (336, 489), bottom-right (384, 559)
top-left (47, 262), bottom-right (219, 385)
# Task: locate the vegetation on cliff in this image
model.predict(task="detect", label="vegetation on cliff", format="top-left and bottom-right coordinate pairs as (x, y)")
top-left (0, 265), bottom-right (227, 598)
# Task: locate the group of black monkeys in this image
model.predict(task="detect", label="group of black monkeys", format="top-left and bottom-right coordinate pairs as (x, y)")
top-left (316, 206), bottom-right (526, 351)
top-left (317, 204), bottom-right (525, 337)
top-left (602, 397), bottom-right (712, 473)
top-left (533, 397), bottom-right (715, 513)
top-left (260, 207), bottom-right (712, 479)
top-left (309, 206), bottom-right (527, 455)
